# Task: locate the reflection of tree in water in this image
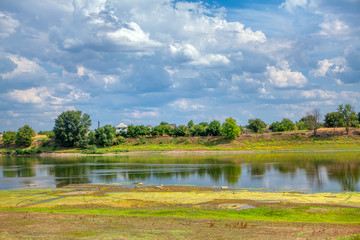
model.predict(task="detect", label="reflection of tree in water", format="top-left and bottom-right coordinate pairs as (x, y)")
top-left (51, 164), bottom-right (90, 187)
top-left (2, 157), bottom-right (35, 177)
top-left (249, 163), bottom-right (265, 177)
top-left (327, 162), bottom-right (360, 191)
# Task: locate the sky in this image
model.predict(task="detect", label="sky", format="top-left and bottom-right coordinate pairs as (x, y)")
top-left (0, 0), bottom-right (360, 131)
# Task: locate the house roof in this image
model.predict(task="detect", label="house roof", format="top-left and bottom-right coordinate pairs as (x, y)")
top-left (115, 123), bottom-right (127, 128)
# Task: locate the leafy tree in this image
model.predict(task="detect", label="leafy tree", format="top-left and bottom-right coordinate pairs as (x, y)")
top-left (193, 124), bottom-right (208, 136)
top-left (358, 112), bottom-right (360, 123)
top-left (338, 104), bottom-right (357, 135)
top-left (126, 124), bottom-right (138, 138)
top-left (187, 120), bottom-right (194, 129)
top-left (269, 121), bottom-right (284, 132)
top-left (295, 120), bottom-right (307, 130)
top-left (15, 125), bottom-right (35, 147)
top-left (160, 122), bottom-right (168, 125)
top-left (324, 112), bottom-right (344, 128)
top-left (270, 119), bottom-right (295, 132)
top-left (152, 125), bottom-right (173, 136)
top-left (2, 131), bottom-right (17, 145)
top-left (248, 118), bottom-right (266, 133)
top-left (207, 120), bottom-right (221, 136)
top-left (53, 110), bottom-right (91, 147)
top-left (221, 118), bottom-right (241, 139)
top-left (136, 125), bottom-right (151, 136)
top-left (174, 125), bottom-right (189, 137)
top-left (95, 125), bottom-right (116, 146)
top-left (88, 131), bottom-right (96, 145)
top-left (281, 118), bottom-right (295, 131)
top-left (304, 109), bottom-right (321, 136)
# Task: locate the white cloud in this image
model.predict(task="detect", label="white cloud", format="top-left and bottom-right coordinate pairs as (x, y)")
top-left (266, 64), bottom-right (307, 88)
top-left (280, 0), bottom-right (308, 12)
top-left (300, 89), bottom-right (337, 99)
top-left (0, 12), bottom-right (19, 38)
top-left (311, 59), bottom-right (333, 77)
top-left (1, 55), bottom-right (46, 79)
top-left (9, 87), bottom-right (52, 104)
top-left (125, 108), bottom-right (160, 119)
top-left (319, 17), bottom-right (349, 37)
top-left (169, 99), bottom-right (205, 111)
top-left (9, 85), bottom-right (90, 106)
top-left (104, 22), bottom-right (161, 48)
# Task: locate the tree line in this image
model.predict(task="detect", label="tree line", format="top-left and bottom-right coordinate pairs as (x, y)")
top-left (1, 104), bottom-right (360, 149)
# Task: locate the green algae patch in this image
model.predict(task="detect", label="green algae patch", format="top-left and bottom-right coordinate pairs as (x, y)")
top-left (1, 188), bottom-right (360, 208)
top-left (1, 205), bottom-right (360, 224)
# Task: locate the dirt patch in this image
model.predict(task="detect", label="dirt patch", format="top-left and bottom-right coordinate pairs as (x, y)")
top-left (0, 210), bottom-right (359, 240)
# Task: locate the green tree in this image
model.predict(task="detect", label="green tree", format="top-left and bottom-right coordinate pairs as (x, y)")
top-left (2, 131), bottom-right (17, 145)
top-left (53, 110), bottom-right (91, 147)
top-left (95, 125), bottom-right (116, 146)
top-left (126, 124), bottom-right (138, 138)
top-left (174, 125), bottom-right (189, 137)
top-left (207, 120), bottom-right (221, 136)
top-left (358, 112), bottom-right (360, 123)
top-left (295, 120), bottom-right (307, 130)
top-left (324, 112), bottom-right (344, 128)
top-left (187, 120), bottom-right (194, 129)
top-left (281, 118), bottom-right (295, 131)
top-left (15, 125), bottom-right (35, 147)
top-left (193, 124), bottom-right (208, 136)
top-left (248, 118), bottom-right (266, 133)
top-left (221, 118), bottom-right (241, 139)
top-left (338, 104), bottom-right (357, 135)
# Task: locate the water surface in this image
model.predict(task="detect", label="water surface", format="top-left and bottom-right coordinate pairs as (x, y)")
top-left (0, 152), bottom-right (359, 193)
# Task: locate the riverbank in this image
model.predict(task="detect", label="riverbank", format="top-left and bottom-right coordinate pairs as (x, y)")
top-left (1, 185), bottom-right (360, 239)
top-left (1, 128), bottom-right (360, 156)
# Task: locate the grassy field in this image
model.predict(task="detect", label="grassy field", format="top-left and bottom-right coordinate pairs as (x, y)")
top-left (1, 185), bottom-right (360, 239)
top-left (1, 128), bottom-right (360, 155)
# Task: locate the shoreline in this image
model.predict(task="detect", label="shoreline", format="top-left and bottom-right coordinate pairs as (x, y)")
top-left (1, 148), bottom-right (360, 157)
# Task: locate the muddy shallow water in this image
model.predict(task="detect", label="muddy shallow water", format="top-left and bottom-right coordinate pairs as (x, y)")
top-left (0, 152), bottom-right (359, 192)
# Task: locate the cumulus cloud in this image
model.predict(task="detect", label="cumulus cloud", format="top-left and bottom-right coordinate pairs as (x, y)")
top-left (280, 0), bottom-right (308, 12)
top-left (9, 85), bottom-right (90, 106)
top-left (0, 0), bottom-right (359, 130)
top-left (266, 64), bottom-right (307, 88)
top-left (319, 17), bottom-right (349, 37)
top-left (0, 12), bottom-right (19, 38)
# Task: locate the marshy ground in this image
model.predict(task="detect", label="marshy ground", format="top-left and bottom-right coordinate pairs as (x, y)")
top-left (1, 185), bottom-right (360, 239)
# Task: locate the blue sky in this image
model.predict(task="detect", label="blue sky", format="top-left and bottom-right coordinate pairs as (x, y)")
top-left (0, 0), bottom-right (359, 131)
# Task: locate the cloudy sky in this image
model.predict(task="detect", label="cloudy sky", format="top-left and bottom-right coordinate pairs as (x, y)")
top-left (0, 0), bottom-right (359, 131)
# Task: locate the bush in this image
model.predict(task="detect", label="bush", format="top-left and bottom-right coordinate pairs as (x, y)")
top-left (114, 149), bottom-right (129, 153)
top-left (2, 150), bottom-right (13, 155)
top-left (15, 148), bottom-right (24, 155)
top-left (42, 138), bottom-right (51, 147)
top-left (2, 131), bottom-right (17, 145)
top-left (82, 145), bottom-right (99, 154)
top-left (116, 136), bottom-right (125, 144)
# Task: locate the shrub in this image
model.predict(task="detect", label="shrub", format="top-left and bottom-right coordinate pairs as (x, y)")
top-left (82, 145), bottom-right (99, 154)
top-left (42, 138), bottom-right (51, 147)
top-left (15, 148), bottom-right (24, 155)
top-left (116, 136), bottom-right (125, 144)
top-left (2, 150), bottom-right (13, 155)
top-left (2, 131), bottom-right (17, 145)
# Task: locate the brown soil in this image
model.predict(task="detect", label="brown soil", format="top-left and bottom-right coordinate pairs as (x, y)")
top-left (0, 210), bottom-right (359, 240)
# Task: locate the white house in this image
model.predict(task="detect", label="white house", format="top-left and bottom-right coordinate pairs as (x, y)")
top-left (115, 123), bottom-right (128, 134)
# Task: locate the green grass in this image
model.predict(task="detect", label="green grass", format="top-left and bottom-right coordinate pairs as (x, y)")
top-left (1, 132), bottom-right (360, 155)
top-left (1, 206), bottom-right (359, 224)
